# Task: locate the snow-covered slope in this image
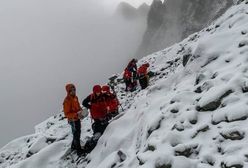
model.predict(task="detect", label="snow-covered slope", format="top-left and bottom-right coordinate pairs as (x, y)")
top-left (1, 1), bottom-right (248, 168)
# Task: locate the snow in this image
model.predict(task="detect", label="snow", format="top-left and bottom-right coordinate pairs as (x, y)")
top-left (2, 1), bottom-right (248, 168)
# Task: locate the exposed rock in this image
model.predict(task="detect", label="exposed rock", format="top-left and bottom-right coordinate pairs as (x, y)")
top-left (174, 144), bottom-right (199, 158)
top-left (220, 130), bottom-right (245, 140)
top-left (146, 144), bottom-right (156, 151)
top-left (241, 81), bottom-right (248, 93)
top-left (183, 54), bottom-right (191, 67)
top-left (195, 73), bottom-right (206, 85)
top-left (170, 109), bottom-right (179, 113)
top-left (136, 0), bottom-right (233, 57)
top-left (196, 90), bottom-right (233, 111)
top-left (172, 123), bottom-right (184, 132)
top-left (155, 163), bottom-right (172, 168)
top-left (147, 117), bottom-right (164, 138)
top-left (221, 162), bottom-right (243, 168)
top-left (192, 125), bottom-right (210, 138)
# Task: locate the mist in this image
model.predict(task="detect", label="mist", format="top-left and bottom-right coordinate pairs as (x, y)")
top-left (0, 0), bottom-right (146, 147)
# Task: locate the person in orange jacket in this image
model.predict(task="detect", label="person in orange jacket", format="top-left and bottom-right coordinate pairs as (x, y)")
top-left (102, 85), bottom-right (119, 119)
top-left (63, 83), bottom-right (84, 155)
top-left (137, 63), bottom-right (150, 89)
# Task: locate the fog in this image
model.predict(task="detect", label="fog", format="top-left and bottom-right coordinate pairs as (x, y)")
top-left (0, 0), bottom-right (146, 147)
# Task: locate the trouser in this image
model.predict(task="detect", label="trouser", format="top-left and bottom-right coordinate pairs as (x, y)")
top-left (92, 119), bottom-right (109, 135)
top-left (124, 78), bottom-right (132, 91)
top-left (84, 119), bottom-right (108, 153)
top-left (124, 78), bottom-right (137, 91)
top-left (139, 75), bottom-right (149, 89)
top-left (68, 119), bottom-right (81, 151)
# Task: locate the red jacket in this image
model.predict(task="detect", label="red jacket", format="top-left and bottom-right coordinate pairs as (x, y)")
top-left (83, 93), bottom-right (107, 120)
top-left (138, 64), bottom-right (148, 76)
top-left (123, 68), bottom-right (132, 79)
top-left (104, 93), bottom-right (119, 113)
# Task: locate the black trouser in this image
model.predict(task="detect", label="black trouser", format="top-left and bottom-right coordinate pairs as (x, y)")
top-left (84, 119), bottom-right (108, 153)
top-left (69, 119), bottom-right (81, 151)
top-left (92, 119), bottom-right (108, 135)
top-left (139, 75), bottom-right (149, 89)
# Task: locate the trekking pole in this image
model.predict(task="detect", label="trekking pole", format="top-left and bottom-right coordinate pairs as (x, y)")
top-left (108, 83), bottom-right (124, 112)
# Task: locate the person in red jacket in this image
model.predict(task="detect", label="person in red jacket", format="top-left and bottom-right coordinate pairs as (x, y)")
top-left (82, 85), bottom-right (108, 134)
top-left (137, 63), bottom-right (150, 89)
top-left (123, 59), bottom-right (138, 92)
top-left (63, 83), bottom-right (84, 155)
top-left (102, 85), bottom-right (119, 119)
top-left (82, 85), bottom-right (109, 153)
top-left (123, 68), bottom-right (132, 91)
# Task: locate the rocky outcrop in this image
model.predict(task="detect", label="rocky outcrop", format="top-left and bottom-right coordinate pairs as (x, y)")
top-left (137, 0), bottom-right (234, 57)
top-left (115, 2), bottom-right (150, 21)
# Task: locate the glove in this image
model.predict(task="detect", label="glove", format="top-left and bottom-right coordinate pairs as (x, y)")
top-left (77, 110), bottom-right (84, 119)
top-left (77, 108), bottom-right (89, 119)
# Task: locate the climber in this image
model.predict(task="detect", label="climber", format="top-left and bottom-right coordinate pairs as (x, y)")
top-left (63, 83), bottom-right (85, 156)
top-left (102, 85), bottom-right (120, 120)
top-left (137, 63), bottom-right (150, 89)
top-left (82, 85), bottom-right (109, 153)
top-left (123, 59), bottom-right (138, 91)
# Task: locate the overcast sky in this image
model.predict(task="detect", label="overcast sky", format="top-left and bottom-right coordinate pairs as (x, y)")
top-left (0, 0), bottom-right (148, 148)
top-left (103, 0), bottom-right (153, 9)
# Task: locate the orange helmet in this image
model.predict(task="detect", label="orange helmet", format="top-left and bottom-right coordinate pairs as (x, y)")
top-left (65, 83), bottom-right (75, 93)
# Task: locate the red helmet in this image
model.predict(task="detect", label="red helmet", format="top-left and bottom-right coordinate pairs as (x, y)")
top-left (102, 85), bottom-right (110, 93)
top-left (144, 63), bottom-right (150, 67)
top-left (65, 83), bottom-right (75, 93)
top-left (93, 85), bottom-right (102, 94)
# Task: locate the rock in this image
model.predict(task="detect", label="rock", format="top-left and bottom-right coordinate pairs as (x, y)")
top-left (147, 117), bottom-right (164, 138)
top-left (192, 125), bottom-right (209, 138)
top-left (174, 144), bottom-right (199, 158)
top-left (220, 130), bottom-right (245, 140)
top-left (221, 162), bottom-right (243, 168)
top-left (155, 163), bottom-right (172, 168)
top-left (194, 86), bottom-right (202, 93)
top-left (170, 109), bottom-right (179, 113)
top-left (146, 144), bottom-right (156, 151)
top-left (197, 90), bottom-right (233, 111)
top-left (241, 81), bottom-right (248, 93)
top-left (195, 73), bottom-right (205, 85)
top-left (183, 54), bottom-right (191, 67)
top-left (172, 123), bottom-right (184, 132)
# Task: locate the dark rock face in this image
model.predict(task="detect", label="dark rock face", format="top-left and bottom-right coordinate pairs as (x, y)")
top-left (137, 0), bottom-right (234, 57)
top-left (115, 2), bottom-right (150, 21)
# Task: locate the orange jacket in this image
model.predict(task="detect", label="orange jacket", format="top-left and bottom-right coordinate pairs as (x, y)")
top-left (63, 95), bottom-right (82, 121)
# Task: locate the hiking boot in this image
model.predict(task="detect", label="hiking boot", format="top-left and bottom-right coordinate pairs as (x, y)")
top-left (77, 148), bottom-right (86, 156)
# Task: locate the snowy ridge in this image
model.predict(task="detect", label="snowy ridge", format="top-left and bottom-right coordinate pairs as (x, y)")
top-left (1, 1), bottom-right (248, 167)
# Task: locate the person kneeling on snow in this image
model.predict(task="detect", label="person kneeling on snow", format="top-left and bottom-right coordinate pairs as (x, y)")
top-left (82, 85), bottom-right (109, 153)
top-left (63, 84), bottom-right (85, 156)
top-left (137, 63), bottom-right (150, 89)
top-left (102, 85), bottom-right (119, 120)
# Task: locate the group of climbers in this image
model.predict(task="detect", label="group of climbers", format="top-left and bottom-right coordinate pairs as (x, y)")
top-left (123, 59), bottom-right (150, 91)
top-left (63, 58), bottom-right (150, 156)
top-left (63, 84), bottom-right (119, 156)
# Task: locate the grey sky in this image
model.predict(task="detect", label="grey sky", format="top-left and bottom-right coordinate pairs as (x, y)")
top-left (0, 0), bottom-right (146, 148)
